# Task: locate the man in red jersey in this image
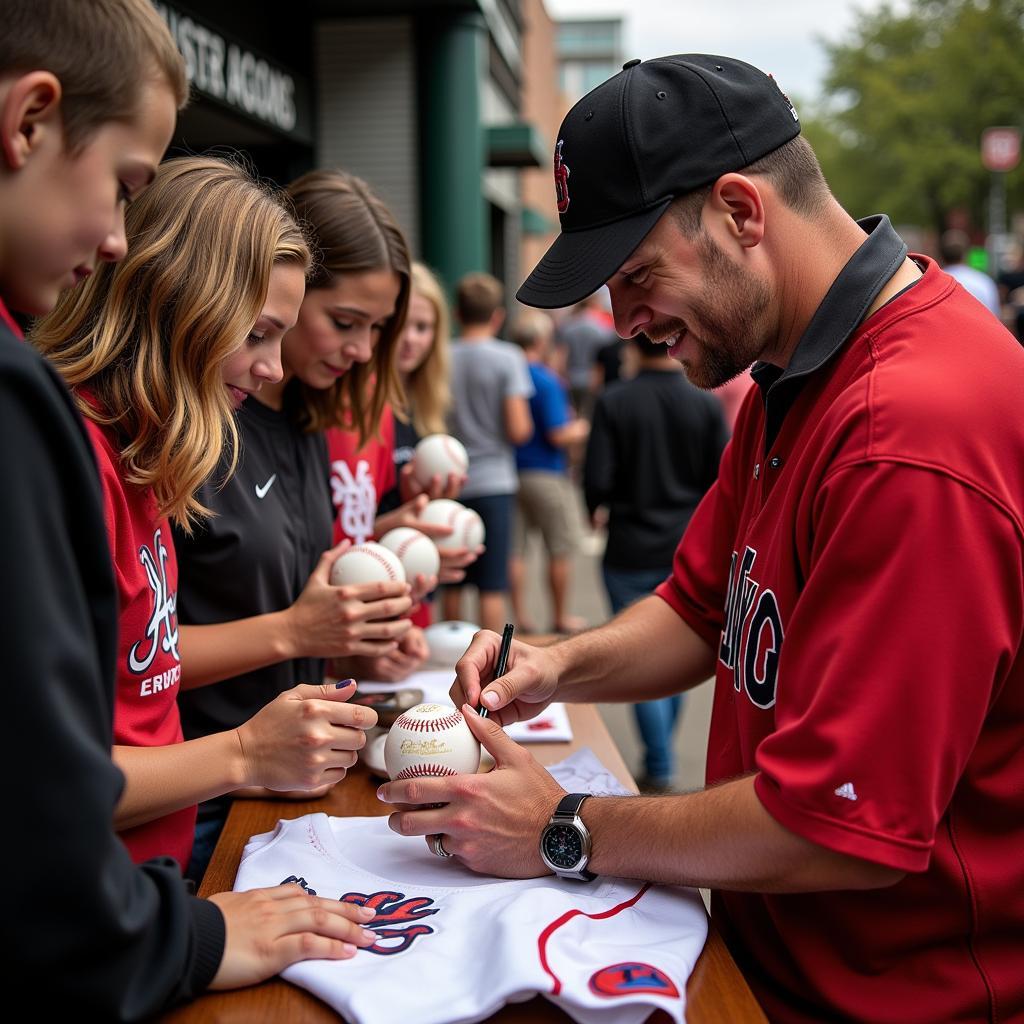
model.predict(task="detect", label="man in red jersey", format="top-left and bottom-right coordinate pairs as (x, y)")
top-left (380, 54), bottom-right (1024, 1023)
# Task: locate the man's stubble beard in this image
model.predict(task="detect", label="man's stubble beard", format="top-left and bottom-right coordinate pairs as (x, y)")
top-left (679, 233), bottom-right (774, 391)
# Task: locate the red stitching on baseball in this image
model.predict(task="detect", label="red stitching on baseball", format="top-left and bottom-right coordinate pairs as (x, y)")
top-left (442, 437), bottom-right (468, 474)
top-left (394, 711), bottom-right (463, 732)
top-left (396, 533), bottom-right (426, 559)
top-left (351, 545), bottom-right (399, 581)
top-left (396, 764), bottom-right (459, 779)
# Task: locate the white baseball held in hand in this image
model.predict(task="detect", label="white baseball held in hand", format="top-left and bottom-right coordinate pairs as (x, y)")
top-left (420, 499), bottom-right (486, 552)
top-left (329, 542), bottom-right (407, 586)
top-left (412, 434), bottom-right (469, 487)
top-left (378, 527), bottom-right (441, 581)
top-left (456, 507), bottom-right (485, 549)
top-left (384, 702), bottom-right (481, 780)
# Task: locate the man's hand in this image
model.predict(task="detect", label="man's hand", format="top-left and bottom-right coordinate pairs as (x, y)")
top-left (378, 706), bottom-right (566, 878)
top-left (450, 631), bottom-right (560, 726)
top-left (207, 884), bottom-right (379, 989)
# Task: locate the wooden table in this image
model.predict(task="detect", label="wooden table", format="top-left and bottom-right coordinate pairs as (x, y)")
top-left (163, 704), bottom-right (765, 1023)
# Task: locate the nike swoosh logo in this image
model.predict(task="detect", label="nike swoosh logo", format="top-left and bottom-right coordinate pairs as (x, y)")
top-left (255, 474), bottom-right (277, 499)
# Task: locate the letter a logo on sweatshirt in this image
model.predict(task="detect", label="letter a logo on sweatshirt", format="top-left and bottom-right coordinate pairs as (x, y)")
top-left (128, 527), bottom-right (179, 674)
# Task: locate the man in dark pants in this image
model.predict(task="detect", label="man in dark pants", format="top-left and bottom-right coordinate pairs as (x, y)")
top-left (584, 332), bottom-right (727, 789)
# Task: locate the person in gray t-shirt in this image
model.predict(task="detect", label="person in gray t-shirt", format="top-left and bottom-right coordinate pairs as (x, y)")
top-left (444, 273), bottom-right (534, 632)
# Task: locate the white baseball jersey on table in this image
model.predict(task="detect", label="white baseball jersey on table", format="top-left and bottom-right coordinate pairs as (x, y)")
top-left (234, 754), bottom-right (707, 1024)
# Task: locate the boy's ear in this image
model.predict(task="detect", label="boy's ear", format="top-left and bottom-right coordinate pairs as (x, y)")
top-left (1, 71), bottom-right (63, 171)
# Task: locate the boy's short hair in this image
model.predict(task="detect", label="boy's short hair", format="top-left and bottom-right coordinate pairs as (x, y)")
top-left (456, 272), bottom-right (504, 326)
top-left (1, 0), bottom-right (188, 152)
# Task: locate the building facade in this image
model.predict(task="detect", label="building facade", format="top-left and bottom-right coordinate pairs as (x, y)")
top-left (155, 0), bottom-right (553, 304)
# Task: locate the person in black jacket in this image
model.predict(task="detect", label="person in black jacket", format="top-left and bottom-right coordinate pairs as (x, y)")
top-left (0, 2), bottom-right (377, 1018)
top-left (584, 332), bottom-right (728, 789)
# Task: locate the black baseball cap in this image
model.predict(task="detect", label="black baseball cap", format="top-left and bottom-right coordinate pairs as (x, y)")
top-left (517, 54), bottom-right (801, 309)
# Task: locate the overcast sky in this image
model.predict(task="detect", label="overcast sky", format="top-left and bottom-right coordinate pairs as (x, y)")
top-left (545, 0), bottom-right (910, 104)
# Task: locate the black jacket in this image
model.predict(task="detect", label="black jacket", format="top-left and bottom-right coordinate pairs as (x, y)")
top-left (584, 368), bottom-right (729, 570)
top-left (0, 322), bottom-right (223, 1018)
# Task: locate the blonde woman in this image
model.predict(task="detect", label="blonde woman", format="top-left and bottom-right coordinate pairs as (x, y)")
top-left (381, 261), bottom-right (456, 507)
top-left (32, 157), bottom-right (381, 877)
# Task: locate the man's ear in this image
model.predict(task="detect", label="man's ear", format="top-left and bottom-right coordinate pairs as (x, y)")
top-left (707, 173), bottom-right (765, 249)
top-left (0, 71), bottom-right (63, 171)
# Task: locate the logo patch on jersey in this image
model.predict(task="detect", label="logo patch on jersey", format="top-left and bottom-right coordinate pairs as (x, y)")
top-left (128, 526), bottom-right (179, 674)
top-left (719, 545), bottom-right (784, 709)
top-left (330, 459), bottom-right (377, 544)
top-left (282, 874), bottom-right (317, 895)
top-left (588, 963), bottom-right (680, 999)
top-left (340, 890), bottom-right (439, 955)
top-left (553, 139), bottom-right (570, 215)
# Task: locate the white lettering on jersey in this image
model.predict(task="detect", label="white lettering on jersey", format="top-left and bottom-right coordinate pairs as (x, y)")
top-left (139, 664), bottom-right (182, 697)
top-left (128, 527), bottom-right (180, 674)
top-left (330, 459), bottom-right (377, 545)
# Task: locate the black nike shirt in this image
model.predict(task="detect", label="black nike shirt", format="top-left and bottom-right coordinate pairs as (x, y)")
top-left (174, 394), bottom-right (333, 774)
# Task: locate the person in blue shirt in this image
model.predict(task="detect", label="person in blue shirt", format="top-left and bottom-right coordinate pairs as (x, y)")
top-left (508, 311), bottom-right (589, 634)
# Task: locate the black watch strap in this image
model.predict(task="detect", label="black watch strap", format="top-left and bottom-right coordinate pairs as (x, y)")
top-left (555, 792), bottom-right (590, 818)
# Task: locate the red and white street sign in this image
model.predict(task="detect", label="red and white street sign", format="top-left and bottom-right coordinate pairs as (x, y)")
top-left (981, 127), bottom-right (1021, 172)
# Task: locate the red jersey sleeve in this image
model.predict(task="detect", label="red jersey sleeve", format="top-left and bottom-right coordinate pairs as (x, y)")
top-left (753, 460), bottom-right (1023, 872)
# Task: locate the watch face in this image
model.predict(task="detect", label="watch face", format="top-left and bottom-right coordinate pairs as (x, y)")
top-left (542, 824), bottom-right (583, 870)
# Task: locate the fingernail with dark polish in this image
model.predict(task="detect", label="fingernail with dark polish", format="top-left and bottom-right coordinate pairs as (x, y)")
top-left (336, 678), bottom-right (356, 689)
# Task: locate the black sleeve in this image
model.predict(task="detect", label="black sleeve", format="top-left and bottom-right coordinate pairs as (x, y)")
top-left (583, 393), bottom-right (615, 515)
top-left (702, 397), bottom-right (730, 491)
top-left (0, 332), bottom-right (224, 1020)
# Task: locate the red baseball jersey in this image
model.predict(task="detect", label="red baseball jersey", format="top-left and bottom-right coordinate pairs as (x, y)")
top-left (657, 256), bottom-right (1024, 1022)
top-left (83, 410), bottom-right (195, 870)
top-left (326, 407), bottom-right (396, 545)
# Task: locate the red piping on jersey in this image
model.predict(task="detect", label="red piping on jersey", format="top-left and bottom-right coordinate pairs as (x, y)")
top-left (538, 883), bottom-right (651, 994)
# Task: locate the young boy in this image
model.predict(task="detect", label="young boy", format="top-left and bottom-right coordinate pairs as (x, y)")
top-left (0, 2), bottom-right (374, 1016)
top-left (444, 272), bottom-right (533, 632)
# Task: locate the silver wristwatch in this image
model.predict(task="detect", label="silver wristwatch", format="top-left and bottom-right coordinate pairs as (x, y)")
top-left (539, 792), bottom-right (596, 881)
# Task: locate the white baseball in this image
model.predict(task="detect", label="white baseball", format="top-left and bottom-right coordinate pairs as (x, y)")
top-left (378, 527), bottom-right (440, 581)
top-left (423, 620), bottom-right (480, 668)
top-left (384, 702), bottom-right (481, 780)
top-left (419, 498), bottom-right (469, 552)
top-left (412, 434), bottom-right (469, 487)
top-left (455, 507), bottom-right (485, 549)
top-left (329, 542), bottom-right (407, 586)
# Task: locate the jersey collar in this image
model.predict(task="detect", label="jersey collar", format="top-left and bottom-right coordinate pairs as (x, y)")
top-left (752, 214), bottom-right (908, 451)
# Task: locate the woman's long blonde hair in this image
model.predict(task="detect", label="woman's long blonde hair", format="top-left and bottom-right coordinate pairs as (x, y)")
top-left (399, 261), bottom-right (451, 437)
top-left (285, 170), bottom-right (409, 443)
top-left (32, 156), bottom-right (311, 532)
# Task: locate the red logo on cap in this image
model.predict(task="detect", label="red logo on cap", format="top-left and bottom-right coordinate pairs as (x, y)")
top-left (554, 139), bottom-right (570, 215)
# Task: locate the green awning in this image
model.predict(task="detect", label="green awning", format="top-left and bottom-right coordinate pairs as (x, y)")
top-left (487, 122), bottom-right (547, 168)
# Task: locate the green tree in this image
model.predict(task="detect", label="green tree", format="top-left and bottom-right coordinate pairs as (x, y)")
top-left (810, 0), bottom-right (1024, 234)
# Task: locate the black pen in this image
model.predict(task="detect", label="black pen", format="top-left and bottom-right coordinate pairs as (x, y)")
top-left (479, 622), bottom-right (514, 719)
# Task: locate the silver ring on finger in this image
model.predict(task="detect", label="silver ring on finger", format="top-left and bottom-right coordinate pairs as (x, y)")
top-left (430, 833), bottom-right (453, 858)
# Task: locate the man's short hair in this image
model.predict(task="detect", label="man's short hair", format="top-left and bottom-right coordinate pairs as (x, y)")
top-left (670, 135), bottom-right (831, 237)
top-left (0, 0), bottom-right (188, 152)
top-left (456, 272), bottom-right (504, 326)
top-left (508, 309), bottom-right (553, 350)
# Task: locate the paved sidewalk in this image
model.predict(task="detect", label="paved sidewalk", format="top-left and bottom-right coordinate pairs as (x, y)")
top-left (451, 485), bottom-right (711, 793)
